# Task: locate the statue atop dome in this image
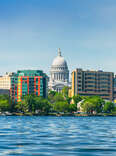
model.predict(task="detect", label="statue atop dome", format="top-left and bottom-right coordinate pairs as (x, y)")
top-left (58, 48), bottom-right (61, 57)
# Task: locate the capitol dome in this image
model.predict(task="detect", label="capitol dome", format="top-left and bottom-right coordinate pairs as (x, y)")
top-left (52, 49), bottom-right (68, 67)
top-left (49, 48), bottom-right (69, 92)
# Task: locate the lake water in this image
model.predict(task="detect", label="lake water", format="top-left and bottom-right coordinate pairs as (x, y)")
top-left (0, 116), bottom-right (116, 156)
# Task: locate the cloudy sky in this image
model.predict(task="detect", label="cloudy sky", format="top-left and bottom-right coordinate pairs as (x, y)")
top-left (0, 0), bottom-right (116, 76)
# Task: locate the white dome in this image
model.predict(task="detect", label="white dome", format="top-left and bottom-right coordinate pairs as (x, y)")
top-left (52, 56), bottom-right (67, 66)
top-left (49, 48), bottom-right (69, 92)
top-left (52, 48), bottom-right (68, 67)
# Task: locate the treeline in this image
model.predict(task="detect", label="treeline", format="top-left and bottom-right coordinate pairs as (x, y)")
top-left (0, 86), bottom-right (115, 115)
top-left (0, 87), bottom-right (77, 114)
top-left (81, 96), bottom-right (115, 114)
top-left (14, 90), bottom-right (77, 114)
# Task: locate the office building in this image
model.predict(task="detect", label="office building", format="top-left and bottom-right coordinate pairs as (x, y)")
top-left (71, 68), bottom-right (114, 101)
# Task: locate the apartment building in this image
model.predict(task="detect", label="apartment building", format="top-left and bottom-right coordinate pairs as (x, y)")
top-left (10, 70), bottom-right (48, 103)
top-left (71, 68), bottom-right (114, 101)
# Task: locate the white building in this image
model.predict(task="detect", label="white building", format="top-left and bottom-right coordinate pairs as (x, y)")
top-left (0, 72), bottom-right (13, 90)
top-left (49, 48), bottom-right (70, 92)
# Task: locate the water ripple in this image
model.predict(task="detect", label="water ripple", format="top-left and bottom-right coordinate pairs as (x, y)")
top-left (0, 116), bottom-right (115, 155)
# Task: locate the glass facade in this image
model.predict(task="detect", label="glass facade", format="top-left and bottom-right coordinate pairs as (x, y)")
top-left (10, 70), bottom-right (48, 103)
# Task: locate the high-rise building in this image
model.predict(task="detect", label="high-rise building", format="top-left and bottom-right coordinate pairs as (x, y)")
top-left (10, 70), bottom-right (48, 103)
top-left (49, 48), bottom-right (70, 92)
top-left (71, 68), bottom-right (114, 101)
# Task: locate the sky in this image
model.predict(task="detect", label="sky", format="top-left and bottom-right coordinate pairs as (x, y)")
top-left (0, 0), bottom-right (116, 76)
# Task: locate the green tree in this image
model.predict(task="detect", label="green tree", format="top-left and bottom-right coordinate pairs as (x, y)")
top-left (0, 94), bottom-right (11, 112)
top-left (48, 90), bottom-right (57, 104)
top-left (34, 97), bottom-right (51, 114)
top-left (53, 101), bottom-right (69, 112)
top-left (40, 99), bottom-right (51, 114)
top-left (66, 97), bottom-right (72, 104)
top-left (48, 90), bottom-right (57, 97)
top-left (81, 101), bottom-right (93, 114)
top-left (15, 101), bottom-right (28, 113)
top-left (0, 99), bottom-right (10, 112)
top-left (62, 86), bottom-right (69, 97)
top-left (73, 95), bottom-right (82, 104)
top-left (23, 94), bottom-right (36, 112)
top-left (15, 95), bottom-right (52, 114)
top-left (103, 101), bottom-right (115, 113)
top-left (81, 96), bottom-right (105, 114)
top-left (68, 104), bottom-right (77, 113)
top-left (53, 93), bottom-right (64, 102)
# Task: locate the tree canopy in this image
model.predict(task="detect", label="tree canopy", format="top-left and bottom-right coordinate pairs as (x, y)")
top-left (103, 101), bottom-right (115, 113)
top-left (0, 91), bottom-right (115, 116)
top-left (81, 96), bottom-right (105, 114)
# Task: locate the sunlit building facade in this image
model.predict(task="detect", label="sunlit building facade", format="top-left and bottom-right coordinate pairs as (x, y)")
top-left (0, 72), bottom-right (13, 90)
top-left (0, 72), bottom-right (14, 95)
top-left (71, 68), bottom-right (114, 101)
top-left (10, 70), bottom-right (48, 103)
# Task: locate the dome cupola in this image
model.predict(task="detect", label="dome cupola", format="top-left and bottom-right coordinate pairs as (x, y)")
top-left (52, 48), bottom-right (68, 67)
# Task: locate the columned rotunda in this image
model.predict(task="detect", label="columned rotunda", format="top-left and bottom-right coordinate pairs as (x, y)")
top-left (49, 48), bottom-right (70, 92)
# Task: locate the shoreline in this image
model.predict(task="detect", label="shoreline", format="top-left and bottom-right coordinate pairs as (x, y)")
top-left (1, 112), bottom-right (116, 117)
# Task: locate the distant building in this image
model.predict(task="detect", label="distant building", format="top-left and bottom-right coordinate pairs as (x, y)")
top-left (10, 70), bottom-right (48, 103)
top-left (49, 48), bottom-right (70, 92)
top-left (0, 72), bottom-right (13, 95)
top-left (113, 75), bottom-right (116, 103)
top-left (71, 68), bottom-right (114, 101)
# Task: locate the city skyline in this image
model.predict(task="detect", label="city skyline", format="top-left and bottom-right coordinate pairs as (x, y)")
top-left (0, 0), bottom-right (116, 75)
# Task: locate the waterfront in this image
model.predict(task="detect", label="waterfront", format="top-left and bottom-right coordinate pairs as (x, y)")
top-left (0, 117), bottom-right (115, 155)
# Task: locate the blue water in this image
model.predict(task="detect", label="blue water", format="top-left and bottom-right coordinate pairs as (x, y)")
top-left (0, 116), bottom-right (116, 156)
